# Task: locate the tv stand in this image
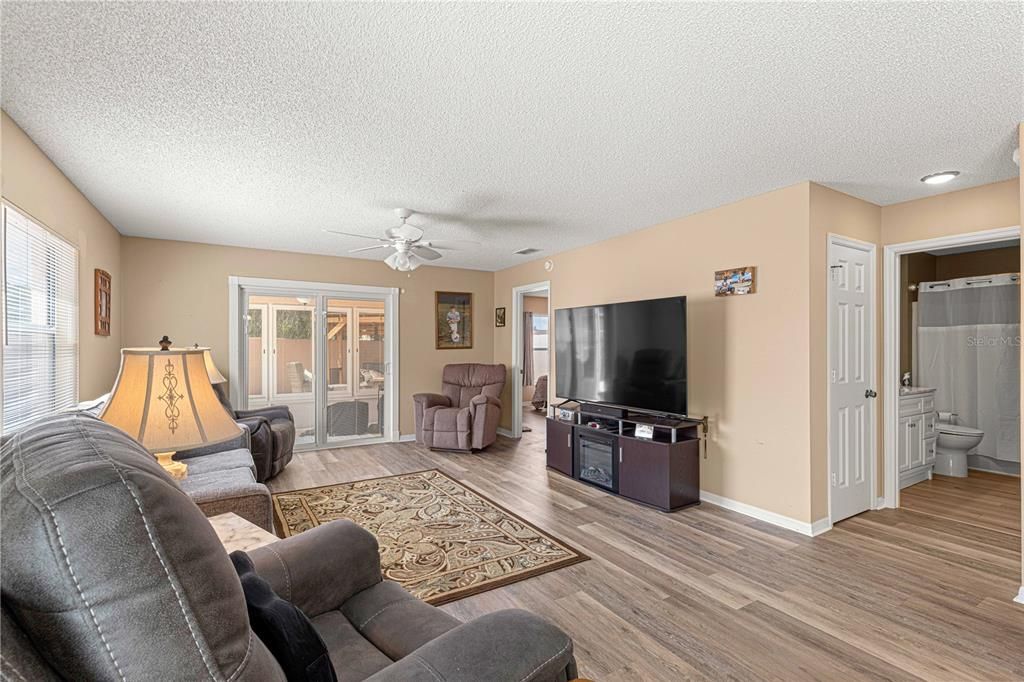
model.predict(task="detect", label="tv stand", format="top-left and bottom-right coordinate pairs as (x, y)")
top-left (546, 403), bottom-right (703, 512)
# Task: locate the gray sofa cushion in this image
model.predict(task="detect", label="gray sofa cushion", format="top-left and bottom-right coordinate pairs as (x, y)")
top-left (0, 412), bottom-right (285, 681)
top-left (179, 467), bottom-right (274, 531)
top-left (181, 447), bottom-right (258, 478)
top-left (340, 581), bottom-right (460, 660)
top-left (313, 611), bottom-right (394, 681)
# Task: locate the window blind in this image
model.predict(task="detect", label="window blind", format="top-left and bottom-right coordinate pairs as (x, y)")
top-left (2, 204), bottom-right (79, 435)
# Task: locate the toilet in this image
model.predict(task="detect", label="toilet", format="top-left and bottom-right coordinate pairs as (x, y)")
top-left (934, 419), bottom-right (984, 477)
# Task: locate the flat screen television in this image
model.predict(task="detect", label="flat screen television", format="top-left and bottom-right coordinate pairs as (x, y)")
top-left (555, 296), bottom-right (687, 416)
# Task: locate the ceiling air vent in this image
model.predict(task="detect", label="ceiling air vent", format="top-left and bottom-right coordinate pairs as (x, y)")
top-left (513, 247), bottom-right (541, 256)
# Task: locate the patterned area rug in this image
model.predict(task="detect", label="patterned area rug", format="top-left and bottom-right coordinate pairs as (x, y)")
top-left (272, 469), bottom-right (588, 605)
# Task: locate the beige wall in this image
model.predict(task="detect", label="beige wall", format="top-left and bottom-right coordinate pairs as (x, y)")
top-left (880, 179), bottom-right (1019, 245)
top-left (1, 111), bottom-right (123, 400)
top-left (120, 237), bottom-right (494, 436)
top-left (808, 184), bottom-right (882, 520)
top-left (495, 183), bottom-right (817, 523)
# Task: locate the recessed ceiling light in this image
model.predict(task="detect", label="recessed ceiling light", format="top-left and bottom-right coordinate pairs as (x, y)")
top-left (920, 171), bottom-right (960, 185)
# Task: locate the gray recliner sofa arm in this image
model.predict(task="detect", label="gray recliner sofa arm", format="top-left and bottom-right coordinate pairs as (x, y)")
top-left (367, 610), bottom-right (577, 682)
top-left (248, 520), bottom-right (383, 617)
top-left (236, 404), bottom-right (294, 422)
top-left (413, 393), bottom-right (451, 443)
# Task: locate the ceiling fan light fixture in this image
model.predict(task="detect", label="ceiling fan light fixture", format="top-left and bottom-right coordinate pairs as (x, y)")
top-left (383, 249), bottom-right (420, 272)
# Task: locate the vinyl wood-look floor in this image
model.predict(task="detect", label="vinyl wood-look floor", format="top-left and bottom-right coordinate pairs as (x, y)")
top-left (269, 417), bottom-right (1024, 681)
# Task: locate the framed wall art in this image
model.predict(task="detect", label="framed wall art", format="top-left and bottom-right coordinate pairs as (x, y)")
top-left (495, 306), bottom-right (506, 327)
top-left (714, 266), bottom-right (756, 297)
top-left (95, 268), bottom-right (111, 335)
top-left (436, 291), bottom-right (473, 349)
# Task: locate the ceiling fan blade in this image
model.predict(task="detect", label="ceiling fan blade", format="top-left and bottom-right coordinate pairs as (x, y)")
top-left (348, 244), bottom-right (393, 254)
top-left (385, 223), bottom-right (424, 241)
top-left (323, 229), bottom-right (390, 242)
top-left (422, 239), bottom-right (481, 251)
top-left (410, 245), bottom-right (443, 261)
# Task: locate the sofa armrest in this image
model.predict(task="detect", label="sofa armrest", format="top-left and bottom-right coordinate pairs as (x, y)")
top-left (235, 416), bottom-right (274, 482)
top-left (235, 404), bottom-right (294, 423)
top-left (248, 520), bottom-right (382, 618)
top-left (368, 609), bottom-right (576, 682)
top-left (412, 393), bottom-right (450, 408)
top-left (469, 394), bottom-right (501, 409)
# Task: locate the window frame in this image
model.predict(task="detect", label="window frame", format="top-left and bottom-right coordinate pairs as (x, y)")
top-left (1, 202), bottom-right (80, 436)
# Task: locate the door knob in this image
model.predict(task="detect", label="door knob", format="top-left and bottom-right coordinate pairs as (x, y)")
top-left (865, 389), bottom-right (877, 398)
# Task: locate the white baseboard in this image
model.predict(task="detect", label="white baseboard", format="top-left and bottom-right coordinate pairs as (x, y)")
top-left (1014, 586), bottom-right (1024, 605)
top-left (496, 427), bottom-right (516, 439)
top-left (397, 433), bottom-right (416, 443)
top-left (873, 496), bottom-right (886, 510)
top-left (699, 490), bottom-right (830, 537)
top-left (809, 517), bottom-right (833, 536)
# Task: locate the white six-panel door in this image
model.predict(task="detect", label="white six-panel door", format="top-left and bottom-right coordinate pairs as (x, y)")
top-left (829, 239), bottom-right (876, 523)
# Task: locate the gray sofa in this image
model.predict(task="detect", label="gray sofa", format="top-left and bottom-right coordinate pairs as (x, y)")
top-left (77, 395), bottom-right (274, 530)
top-left (0, 413), bottom-right (578, 681)
top-left (413, 363), bottom-right (506, 451)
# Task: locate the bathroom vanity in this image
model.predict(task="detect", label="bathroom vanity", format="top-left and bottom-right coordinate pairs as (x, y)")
top-left (898, 387), bottom-right (937, 488)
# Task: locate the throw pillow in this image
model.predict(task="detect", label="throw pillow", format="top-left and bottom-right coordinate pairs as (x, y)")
top-left (230, 551), bottom-right (337, 682)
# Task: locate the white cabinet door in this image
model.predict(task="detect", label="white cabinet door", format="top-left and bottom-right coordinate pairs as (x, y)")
top-left (922, 411), bottom-right (936, 439)
top-left (898, 417), bottom-right (912, 472)
top-left (923, 437), bottom-right (937, 465)
top-left (908, 415), bottom-right (924, 468)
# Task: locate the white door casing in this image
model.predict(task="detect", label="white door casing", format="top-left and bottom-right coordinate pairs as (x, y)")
top-left (829, 237), bottom-right (876, 523)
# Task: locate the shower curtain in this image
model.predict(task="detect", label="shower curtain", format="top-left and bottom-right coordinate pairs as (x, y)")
top-left (917, 273), bottom-right (1020, 462)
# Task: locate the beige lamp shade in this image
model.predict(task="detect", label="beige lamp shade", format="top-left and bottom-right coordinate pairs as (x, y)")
top-left (201, 349), bottom-right (228, 384)
top-left (101, 348), bottom-right (241, 454)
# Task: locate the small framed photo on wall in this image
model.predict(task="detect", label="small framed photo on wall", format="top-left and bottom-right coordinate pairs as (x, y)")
top-left (495, 307), bottom-right (506, 327)
top-left (436, 291), bottom-right (473, 349)
top-left (714, 266), bottom-right (756, 297)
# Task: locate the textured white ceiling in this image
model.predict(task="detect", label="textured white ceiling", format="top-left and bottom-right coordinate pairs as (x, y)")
top-left (2, 2), bottom-right (1021, 271)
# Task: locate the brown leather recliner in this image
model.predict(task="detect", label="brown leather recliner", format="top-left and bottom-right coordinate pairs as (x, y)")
top-left (413, 363), bottom-right (506, 450)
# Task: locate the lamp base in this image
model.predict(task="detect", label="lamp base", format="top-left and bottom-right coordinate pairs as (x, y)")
top-left (155, 451), bottom-right (188, 480)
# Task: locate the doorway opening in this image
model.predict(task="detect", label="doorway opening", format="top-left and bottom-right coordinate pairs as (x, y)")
top-left (511, 281), bottom-right (551, 439)
top-left (883, 228), bottom-right (1020, 536)
top-left (228, 277), bottom-right (399, 450)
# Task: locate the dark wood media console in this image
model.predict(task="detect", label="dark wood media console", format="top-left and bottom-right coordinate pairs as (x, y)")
top-left (545, 405), bottom-right (701, 512)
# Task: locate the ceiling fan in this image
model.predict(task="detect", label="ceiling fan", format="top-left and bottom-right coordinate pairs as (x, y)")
top-left (324, 209), bottom-right (480, 271)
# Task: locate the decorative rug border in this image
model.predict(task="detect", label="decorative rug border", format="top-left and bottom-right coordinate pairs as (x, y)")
top-left (271, 468), bottom-right (589, 605)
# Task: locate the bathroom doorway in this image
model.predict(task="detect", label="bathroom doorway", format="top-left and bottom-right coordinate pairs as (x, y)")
top-left (883, 226), bottom-right (1021, 513)
top-left (511, 281), bottom-right (551, 439)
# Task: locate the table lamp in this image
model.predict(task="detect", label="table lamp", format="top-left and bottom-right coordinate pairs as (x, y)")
top-left (100, 344), bottom-right (242, 480)
top-left (189, 343), bottom-right (228, 386)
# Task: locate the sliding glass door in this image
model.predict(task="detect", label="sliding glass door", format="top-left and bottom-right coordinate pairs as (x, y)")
top-left (324, 300), bottom-right (386, 443)
top-left (246, 296), bottom-right (317, 446)
top-left (232, 279), bottom-right (397, 450)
